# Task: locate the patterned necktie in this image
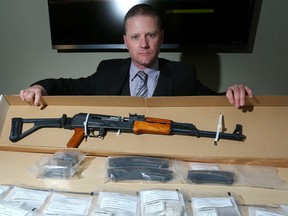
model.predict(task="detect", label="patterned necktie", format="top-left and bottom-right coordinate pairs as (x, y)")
top-left (136, 71), bottom-right (148, 97)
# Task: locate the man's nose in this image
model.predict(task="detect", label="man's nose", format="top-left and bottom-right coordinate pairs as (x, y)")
top-left (139, 36), bottom-right (149, 48)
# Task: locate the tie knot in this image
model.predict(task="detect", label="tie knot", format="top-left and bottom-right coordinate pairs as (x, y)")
top-left (136, 71), bottom-right (148, 97)
top-left (137, 71), bottom-right (148, 82)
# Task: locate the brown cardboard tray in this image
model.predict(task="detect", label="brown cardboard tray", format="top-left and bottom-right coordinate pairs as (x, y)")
top-left (1, 95), bottom-right (288, 167)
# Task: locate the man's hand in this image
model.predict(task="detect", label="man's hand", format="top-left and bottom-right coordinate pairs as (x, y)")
top-left (226, 84), bottom-right (253, 108)
top-left (20, 85), bottom-right (47, 106)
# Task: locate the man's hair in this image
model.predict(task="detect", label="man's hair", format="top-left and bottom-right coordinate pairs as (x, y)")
top-left (123, 3), bottom-right (162, 34)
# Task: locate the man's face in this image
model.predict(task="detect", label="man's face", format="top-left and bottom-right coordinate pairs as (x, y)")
top-left (124, 15), bottom-right (164, 70)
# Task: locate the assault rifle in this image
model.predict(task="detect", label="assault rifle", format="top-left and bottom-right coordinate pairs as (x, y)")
top-left (9, 113), bottom-right (245, 148)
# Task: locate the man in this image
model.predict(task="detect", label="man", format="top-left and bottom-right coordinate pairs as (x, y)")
top-left (20, 4), bottom-right (253, 108)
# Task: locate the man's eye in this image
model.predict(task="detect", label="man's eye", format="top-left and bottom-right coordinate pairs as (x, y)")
top-left (148, 33), bottom-right (156, 38)
top-left (132, 35), bottom-right (139, 40)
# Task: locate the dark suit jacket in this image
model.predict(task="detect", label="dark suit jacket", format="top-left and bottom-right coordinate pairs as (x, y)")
top-left (34, 58), bottom-right (218, 96)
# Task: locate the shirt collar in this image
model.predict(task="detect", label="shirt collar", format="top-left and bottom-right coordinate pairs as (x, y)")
top-left (130, 59), bottom-right (159, 81)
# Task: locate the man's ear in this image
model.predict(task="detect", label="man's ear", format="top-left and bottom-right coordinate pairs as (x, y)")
top-left (123, 35), bottom-right (128, 48)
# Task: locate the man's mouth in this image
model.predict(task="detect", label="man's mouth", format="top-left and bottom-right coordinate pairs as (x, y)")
top-left (139, 51), bottom-right (150, 56)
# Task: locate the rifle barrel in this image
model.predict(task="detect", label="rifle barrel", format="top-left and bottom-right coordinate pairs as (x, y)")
top-left (171, 122), bottom-right (245, 141)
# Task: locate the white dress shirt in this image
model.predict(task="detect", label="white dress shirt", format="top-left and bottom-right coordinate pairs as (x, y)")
top-left (129, 60), bottom-right (160, 98)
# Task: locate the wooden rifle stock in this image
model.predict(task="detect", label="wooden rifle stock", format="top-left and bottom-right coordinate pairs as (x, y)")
top-left (67, 128), bottom-right (85, 148)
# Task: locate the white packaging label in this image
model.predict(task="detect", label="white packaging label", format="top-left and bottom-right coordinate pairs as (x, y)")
top-left (0, 204), bottom-right (29, 216)
top-left (100, 197), bottom-right (137, 213)
top-left (45, 201), bottom-right (88, 215)
top-left (255, 210), bottom-right (284, 216)
top-left (192, 197), bottom-right (233, 208)
top-left (195, 208), bottom-right (218, 216)
top-left (92, 210), bottom-right (113, 216)
top-left (141, 190), bottom-right (179, 203)
top-left (144, 200), bottom-right (165, 214)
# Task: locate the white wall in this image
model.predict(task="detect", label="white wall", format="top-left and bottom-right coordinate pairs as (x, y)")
top-left (0, 0), bottom-right (287, 95)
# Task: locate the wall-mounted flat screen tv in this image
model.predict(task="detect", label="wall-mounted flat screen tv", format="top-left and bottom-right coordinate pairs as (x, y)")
top-left (48, 0), bottom-right (256, 52)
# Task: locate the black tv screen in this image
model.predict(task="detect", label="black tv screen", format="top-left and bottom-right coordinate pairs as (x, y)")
top-left (47, 0), bottom-right (256, 52)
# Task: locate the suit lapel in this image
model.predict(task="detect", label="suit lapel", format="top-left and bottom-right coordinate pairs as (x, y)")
top-left (108, 59), bottom-right (131, 95)
top-left (153, 59), bottom-right (172, 96)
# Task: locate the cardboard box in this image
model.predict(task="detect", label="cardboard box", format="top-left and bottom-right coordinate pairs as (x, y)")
top-left (1, 95), bottom-right (288, 167)
top-left (0, 95), bottom-right (288, 207)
